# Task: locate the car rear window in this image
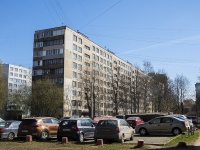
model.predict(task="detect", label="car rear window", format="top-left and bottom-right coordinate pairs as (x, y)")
top-left (60, 120), bottom-right (77, 126)
top-left (97, 120), bottom-right (117, 127)
top-left (21, 119), bottom-right (37, 125)
top-left (0, 121), bottom-right (12, 128)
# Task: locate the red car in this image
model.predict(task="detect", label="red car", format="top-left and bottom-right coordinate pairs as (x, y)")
top-left (126, 117), bottom-right (144, 128)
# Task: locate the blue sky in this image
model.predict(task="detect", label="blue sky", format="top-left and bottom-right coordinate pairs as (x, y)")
top-left (1, 0), bottom-right (200, 98)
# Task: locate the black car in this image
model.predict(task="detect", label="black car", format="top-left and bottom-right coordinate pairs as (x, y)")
top-left (57, 118), bottom-right (95, 142)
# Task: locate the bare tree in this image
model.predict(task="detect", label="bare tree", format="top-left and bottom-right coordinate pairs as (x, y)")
top-left (143, 60), bottom-right (154, 74)
top-left (174, 75), bottom-right (190, 114)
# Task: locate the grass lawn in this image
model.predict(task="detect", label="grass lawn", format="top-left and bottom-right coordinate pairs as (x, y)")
top-left (165, 131), bottom-right (199, 147)
top-left (0, 139), bottom-right (150, 150)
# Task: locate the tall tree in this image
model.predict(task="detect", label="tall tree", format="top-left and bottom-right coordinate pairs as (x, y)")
top-left (29, 78), bottom-right (63, 118)
top-left (0, 61), bottom-right (7, 118)
top-left (174, 75), bottom-right (189, 114)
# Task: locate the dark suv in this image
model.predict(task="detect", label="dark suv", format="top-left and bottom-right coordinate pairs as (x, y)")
top-left (57, 118), bottom-right (95, 142)
top-left (17, 117), bottom-right (59, 140)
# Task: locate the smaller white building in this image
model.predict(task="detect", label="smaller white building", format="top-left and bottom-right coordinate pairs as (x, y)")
top-left (3, 64), bottom-right (32, 116)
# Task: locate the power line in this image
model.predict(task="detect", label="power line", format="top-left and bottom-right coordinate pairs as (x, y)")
top-left (78, 0), bottom-right (122, 31)
top-left (43, 0), bottom-right (58, 26)
top-left (54, 0), bottom-right (73, 26)
top-left (86, 33), bottom-right (200, 46)
top-left (86, 25), bottom-right (200, 32)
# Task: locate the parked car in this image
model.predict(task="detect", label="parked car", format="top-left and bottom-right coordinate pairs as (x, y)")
top-left (0, 120), bottom-right (21, 140)
top-left (187, 116), bottom-right (198, 124)
top-left (126, 117), bottom-right (144, 128)
top-left (135, 116), bottom-right (190, 136)
top-left (57, 118), bottom-right (95, 142)
top-left (94, 118), bottom-right (134, 143)
top-left (17, 117), bottom-right (59, 140)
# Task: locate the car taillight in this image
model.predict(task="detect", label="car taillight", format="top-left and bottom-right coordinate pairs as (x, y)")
top-left (0, 128), bottom-right (4, 133)
top-left (182, 122), bottom-right (186, 126)
top-left (116, 127), bottom-right (120, 133)
top-left (72, 126), bottom-right (79, 131)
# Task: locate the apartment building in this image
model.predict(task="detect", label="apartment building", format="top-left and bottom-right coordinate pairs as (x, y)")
top-left (33, 26), bottom-right (149, 117)
top-left (3, 64), bottom-right (32, 113)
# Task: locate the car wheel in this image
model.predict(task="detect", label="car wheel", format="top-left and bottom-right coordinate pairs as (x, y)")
top-left (139, 128), bottom-right (147, 136)
top-left (40, 130), bottom-right (49, 140)
top-left (78, 133), bottom-right (84, 142)
top-left (130, 132), bottom-right (134, 141)
top-left (119, 134), bottom-right (124, 143)
top-left (7, 132), bottom-right (15, 141)
top-left (172, 128), bottom-right (181, 136)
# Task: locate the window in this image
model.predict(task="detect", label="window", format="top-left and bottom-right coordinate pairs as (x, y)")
top-left (84, 45), bottom-right (90, 50)
top-left (19, 74), bottom-right (22, 78)
top-left (55, 68), bottom-right (63, 74)
top-left (96, 48), bottom-right (99, 53)
top-left (77, 73), bottom-right (82, 78)
top-left (73, 72), bottom-right (77, 78)
top-left (100, 50), bottom-right (103, 55)
top-left (10, 72), bottom-right (13, 76)
top-left (92, 54), bottom-right (95, 59)
top-left (72, 81), bottom-right (77, 87)
top-left (23, 75), bottom-right (26, 79)
top-left (14, 73), bottom-right (18, 77)
top-left (85, 62), bottom-right (90, 67)
top-left (93, 46), bottom-right (95, 51)
top-left (78, 38), bottom-right (82, 44)
top-left (78, 47), bottom-right (82, 53)
top-left (73, 44), bottom-right (77, 51)
top-left (78, 82), bottom-right (82, 88)
top-left (78, 55), bottom-right (82, 62)
top-left (10, 67), bottom-right (13, 71)
top-left (15, 68), bottom-right (18, 72)
top-left (96, 55), bottom-right (99, 61)
top-left (72, 90), bottom-right (77, 96)
top-left (84, 53), bottom-right (90, 59)
top-left (77, 64), bottom-right (82, 71)
top-left (73, 62), bottom-right (77, 69)
top-left (100, 58), bottom-right (103, 63)
top-left (73, 53), bottom-right (77, 60)
top-left (150, 118), bottom-right (160, 124)
top-left (73, 35), bottom-right (77, 42)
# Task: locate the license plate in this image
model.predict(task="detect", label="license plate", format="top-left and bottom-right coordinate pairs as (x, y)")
top-left (63, 129), bottom-right (70, 131)
top-left (22, 130), bottom-right (28, 132)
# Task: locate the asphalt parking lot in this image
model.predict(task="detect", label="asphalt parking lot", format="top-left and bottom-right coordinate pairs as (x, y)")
top-left (130, 134), bottom-right (175, 145)
top-left (82, 133), bottom-right (175, 145)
